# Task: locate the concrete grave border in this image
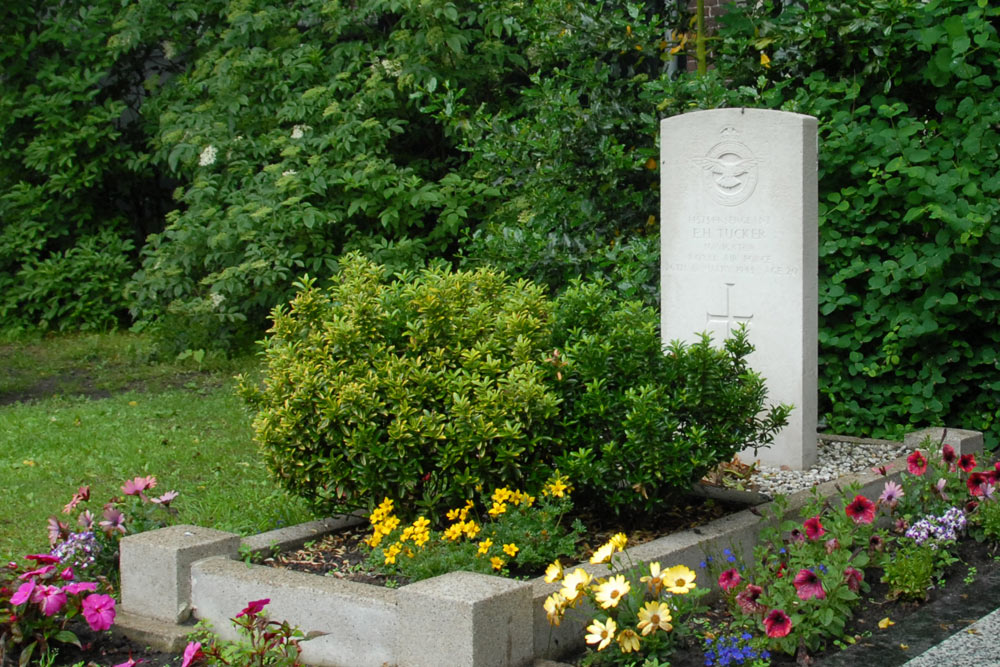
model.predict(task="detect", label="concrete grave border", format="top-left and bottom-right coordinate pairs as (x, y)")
top-left (115, 430), bottom-right (979, 667)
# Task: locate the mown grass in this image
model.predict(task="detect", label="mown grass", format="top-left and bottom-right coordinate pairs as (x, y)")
top-left (0, 333), bottom-right (317, 562)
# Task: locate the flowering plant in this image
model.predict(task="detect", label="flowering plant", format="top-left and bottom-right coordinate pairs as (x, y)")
top-left (184, 598), bottom-right (304, 667)
top-left (364, 474), bottom-right (583, 581)
top-left (542, 534), bottom-right (708, 664)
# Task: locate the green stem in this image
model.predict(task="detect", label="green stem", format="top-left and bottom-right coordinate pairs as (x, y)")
top-left (696, 0), bottom-right (707, 75)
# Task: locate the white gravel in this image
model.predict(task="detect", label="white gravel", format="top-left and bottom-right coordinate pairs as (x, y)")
top-left (750, 438), bottom-right (911, 497)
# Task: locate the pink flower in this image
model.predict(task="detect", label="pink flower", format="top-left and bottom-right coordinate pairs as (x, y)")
top-left (63, 581), bottom-right (98, 596)
top-left (793, 569), bottom-right (826, 600)
top-left (81, 593), bottom-right (116, 631)
top-left (844, 567), bottom-right (864, 592)
top-left (78, 510), bottom-right (95, 530)
top-left (20, 564), bottom-right (56, 580)
top-left (907, 450), bottom-right (927, 476)
top-left (100, 507), bottom-right (127, 535)
top-left (959, 453), bottom-right (977, 473)
top-left (60, 566), bottom-right (74, 581)
top-left (151, 490), bottom-right (179, 506)
top-left (48, 517), bottom-right (69, 546)
top-left (845, 495), bottom-right (876, 524)
top-left (968, 472), bottom-right (989, 497)
top-left (10, 580), bottom-right (36, 606)
top-left (25, 554), bottom-right (61, 564)
top-left (825, 537), bottom-right (839, 554)
top-left (37, 585), bottom-right (67, 616)
top-left (113, 658), bottom-right (144, 667)
top-left (941, 443), bottom-right (956, 465)
top-left (933, 478), bottom-right (948, 501)
top-left (763, 609), bottom-right (792, 638)
top-left (718, 568), bottom-right (741, 591)
top-left (236, 598), bottom-right (270, 618)
top-left (869, 534), bottom-right (885, 552)
top-left (63, 486), bottom-right (91, 514)
top-left (804, 516), bottom-right (825, 540)
top-left (736, 584), bottom-right (765, 614)
top-left (121, 476), bottom-right (157, 496)
top-left (181, 641), bottom-right (204, 667)
top-left (879, 481), bottom-right (904, 508)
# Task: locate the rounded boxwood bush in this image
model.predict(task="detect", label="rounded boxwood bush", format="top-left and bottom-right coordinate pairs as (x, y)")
top-left (239, 254), bottom-right (560, 517)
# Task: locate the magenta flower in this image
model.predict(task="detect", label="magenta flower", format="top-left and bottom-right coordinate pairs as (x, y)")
top-left (736, 584), bottom-right (765, 614)
top-left (843, 567), bottom-right (864, 592)
top-left (959, 453), bottom-right (977, 473)
top-left (804, 516), bottom-right (825, 540)
top-left (10, 580), bottom-right (37, 606)
top-left (37, 585), bottom-right (67, 616)
top-left (907, 450), bottom-right (927, 476)
top-left (793, 569), bottom-right (826, 600)
top-left (81, 593), bottom-right (116, 631)
top-left (113, 659), bottom-right (144, 667)
top-left (879, 480), bottom-right (904, 508)
top-left (237, 598), bottom-right (270, 618)
top-left (25, 553), bottom-right (61, 564)
top-left (181, 641), bottom-right (204, 667)
top-left (63, 581), bottom-right (98, 595)
top-left (718, 568), bottom-right (741, 591)
top-left (19, 564), bottom-right (56, 580)
top-left (763, 609), bottom-right (792, 638)
top-left (60, 566), bottom-right (74, 581)
top-left (869, 534), bottom-right (885, 551)
top-left (845, 495), bottom-right (876, 524)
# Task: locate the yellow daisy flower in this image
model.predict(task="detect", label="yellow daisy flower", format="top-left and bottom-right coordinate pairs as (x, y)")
top-left (617, 628), bottom-right (641, 653)
top-left (637, 601), bottom-right (673, 635)
top-left (590, 541), bottom-right (616, 565)
top-left (545, 478), bottom-right (569, 498)
top-left (544, 560), bottom-right (564, 583)
top-left (503, 543), bottom-right (519, 558)
top-left (446, 507), bottom-right (462, 521)
top-left (488, 502), bottom-right (507, 517)
top-left (477, 538), bottom-right (493, 555)
top-left (663, 564), bottom-right (697, 595)
top-left (543, 592), bottom-right (567, 626)
top-left (594, 574), bottom-right (631, 609)
top-left (383, 543), bottom-right (402, 565)
top-left (640, 561), bottom-right (664, 595)
top-left (492, 487), bottom-right (512, 503)
top-left (585, 617), bottom-right (617, 651)
top-left (462, 521), bottom-right (480, 539)
top-left (490, 556), bottom-right (505, 571)
top-left (442, 523), bottom-right (464, 541)
top-left (609, 532), bottom-right (628, 550)
top-left (560, 568), bottom-right (592, 602)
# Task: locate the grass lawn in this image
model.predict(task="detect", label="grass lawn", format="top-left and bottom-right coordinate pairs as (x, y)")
top-left (0, 332), bottom-right (318, 561)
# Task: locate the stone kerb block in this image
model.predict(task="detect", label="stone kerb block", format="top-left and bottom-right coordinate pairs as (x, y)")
top-left (904, 427), bottom-right (984, 456)
top-left (396, 571), bottom-right (534, 667)
top-left (120, 524), bottom-right (240, 624)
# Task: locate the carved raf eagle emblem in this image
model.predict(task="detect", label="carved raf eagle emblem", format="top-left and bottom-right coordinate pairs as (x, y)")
top-left (692, 127), bottom-right (759, 206)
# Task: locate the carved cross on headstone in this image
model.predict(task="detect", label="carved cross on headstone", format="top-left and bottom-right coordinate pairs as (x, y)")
top-left (706, 282), bottom-right (753, 338)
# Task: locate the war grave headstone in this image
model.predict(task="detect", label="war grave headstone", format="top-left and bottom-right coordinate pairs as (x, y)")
top-left (660, 108), bottom-right (818, 469)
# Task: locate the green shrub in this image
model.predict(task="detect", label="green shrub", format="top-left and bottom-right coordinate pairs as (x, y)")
top-left (550, 279), bottom-right (791, 515)
top-left (239, 254), bottom-right (560, 518)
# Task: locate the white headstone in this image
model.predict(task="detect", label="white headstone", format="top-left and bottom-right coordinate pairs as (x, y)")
top-left (659, 108), bottom-right (818, 469)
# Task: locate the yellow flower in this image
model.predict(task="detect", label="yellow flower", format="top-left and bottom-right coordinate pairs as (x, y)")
top-left (560, 568), bottom-right (593, 602)
top-left (590, 541), bottom-right (616, 565)
top-left (380, 515), bottom-right (400, 533)
top-left (384, 543), bottom-right (402, 565)
top-left (503, 543), bottom-right (519, 558)
top-left (477, 538), bottom-right (493, 555)
top-left (617, 628), bottom-right (641, 653)
top-left (585, 618), bottom-right (617, 651)
top-left (760, 52), bottom-right (771, 68)
top-left (594, 574), bottom-right (631, 609)
top-left (412, 516), bottom-right (430, 531)
top-left (490, 556), bottom-right (505, 571)
top-left (640, 562), bottom-right (664, 595)
top-left (462, 520), bottom-right (480, 539)
top-left (488, 502), bottom-right (507, 517)
top-left (492, 487), bottom-right (512, 503)
top-left (446, 507), bottom-right (462, 521)
top-left (412, 529), bottom-right (430, 547)
top-left (544, 592), bottom-right (567, 626)
top-left (545, 478), bottom-right (569, 498)
top-left (544, 560), bottom-right (564, 583)
top-left (609, 532), bottom-right (628, 551)
top-left (637, 601), bottom-right (673, 635)
top-left (663, 565), bottom-right (697, 595)
top-left (442, 523), bottom-right (464, 541)
top-left (878, 617), bottom-right (895, 629)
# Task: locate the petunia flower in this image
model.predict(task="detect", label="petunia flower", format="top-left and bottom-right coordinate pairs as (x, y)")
top-left (844, 567), bottom-right (864, 592)
top-left (959, 453), bottom-right (977, 473)
top-left (968, 472), bottom-right (989, 497)
top-left (585, 617), bottom-right (617, 651)
top-left (869, 534), bottom-right (885, 552)
top-left (804, 516), bottom-right (825, 540)
top-left (81, 593), bottom-right (116, 631)
top-left (662, 565), bottom-right (697, 595)
top-left (718, 568), bottom-right (741, 591)
top-left (879, 481), bottom-right (904, 508)
top-left (736, 584), bottom-right (765, 614)
top-left (941, 444), bottom-right (957, 469)
top-left (907, 450), bottom-right (927, 476)
top-left (594, 575), bottom-right (630, 609)
top-left (825, 537), bottom-right (839, 554)
top-left (763, 609), bottom-right (792, 638)
top-left (845, 495), bottom-right (876, 524)
top-left (181, 641), bottom-right (204, 667)
top-left (637, 600), bottom-right (673, 635)
top-left (236, 598), bottom-right (270, 618)
top-left (793, 569), bottom-right (826, 600)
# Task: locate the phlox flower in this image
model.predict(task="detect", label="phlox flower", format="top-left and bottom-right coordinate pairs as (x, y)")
top-left (804, 516), bottom-right (825, 540)
top-left (879, 481), bottom-right (904, 508)
top-left (594, 574), bottom-right (630, 609)
top-left (844, 567), bottom-right (864, 592)
top-left (845, 495), bottom-right (876, 524)
top-left (560, 568), bottom-right (592, 602)
top-left (663, 564), bottom-right (697, 595)
top-left (544, 560), bottom-right (563, 583)
top-left (907, 450), bottom-right (927, 476)
top-left (959, 453), bottom-right (977, 473)
top-left (237, 598), bottom-right (269, 618)
top-left (793, 569), bottom-right (826, 600)
top-left (640, 561), bottom-right (665, 595)
top-left (736, 584), bottom-right (765, 614)
top-left (181, 641), bottom-right (204, 667)
top-left (718, 568), bottom-right (741, 591)
top-left (763, 609), bottom-right (792, 638)
top-left (585, 617), bottom-right (617, 651)
top-left (637, 600), bottom-right (673, 635)
top-left (81, 593), bottom-right (116, 631)
top-left (617, 628), bottom-right (641, 653)
top-left (544, 592), bottom-right (567, 626)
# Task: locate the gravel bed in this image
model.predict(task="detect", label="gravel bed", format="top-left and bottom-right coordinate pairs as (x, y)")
top-left (751, 438), bottom-right (911, 497)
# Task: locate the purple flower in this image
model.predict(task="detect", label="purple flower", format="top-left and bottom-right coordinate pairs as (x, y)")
top-left (99, 507), bottom-right (127, 535)
top-left (879, 481), bottom-right (904, 508)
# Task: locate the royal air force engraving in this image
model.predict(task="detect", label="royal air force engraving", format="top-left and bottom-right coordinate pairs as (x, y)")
top-left (692, 127), bottom-right (759, 207)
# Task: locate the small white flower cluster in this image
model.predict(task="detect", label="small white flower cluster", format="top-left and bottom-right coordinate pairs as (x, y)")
top-left (905, 506), bottom-right (967, 548)
top-left (290, 124), bottom-right (312, 139)
top-left (209, 292), bottom-right (225, 309)
top-left (281, 169), bottom-right (297, 177)
top-left (379, 59), bottom-right (403, 77)
top-left (198, 144), bottom-right (217, 166)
